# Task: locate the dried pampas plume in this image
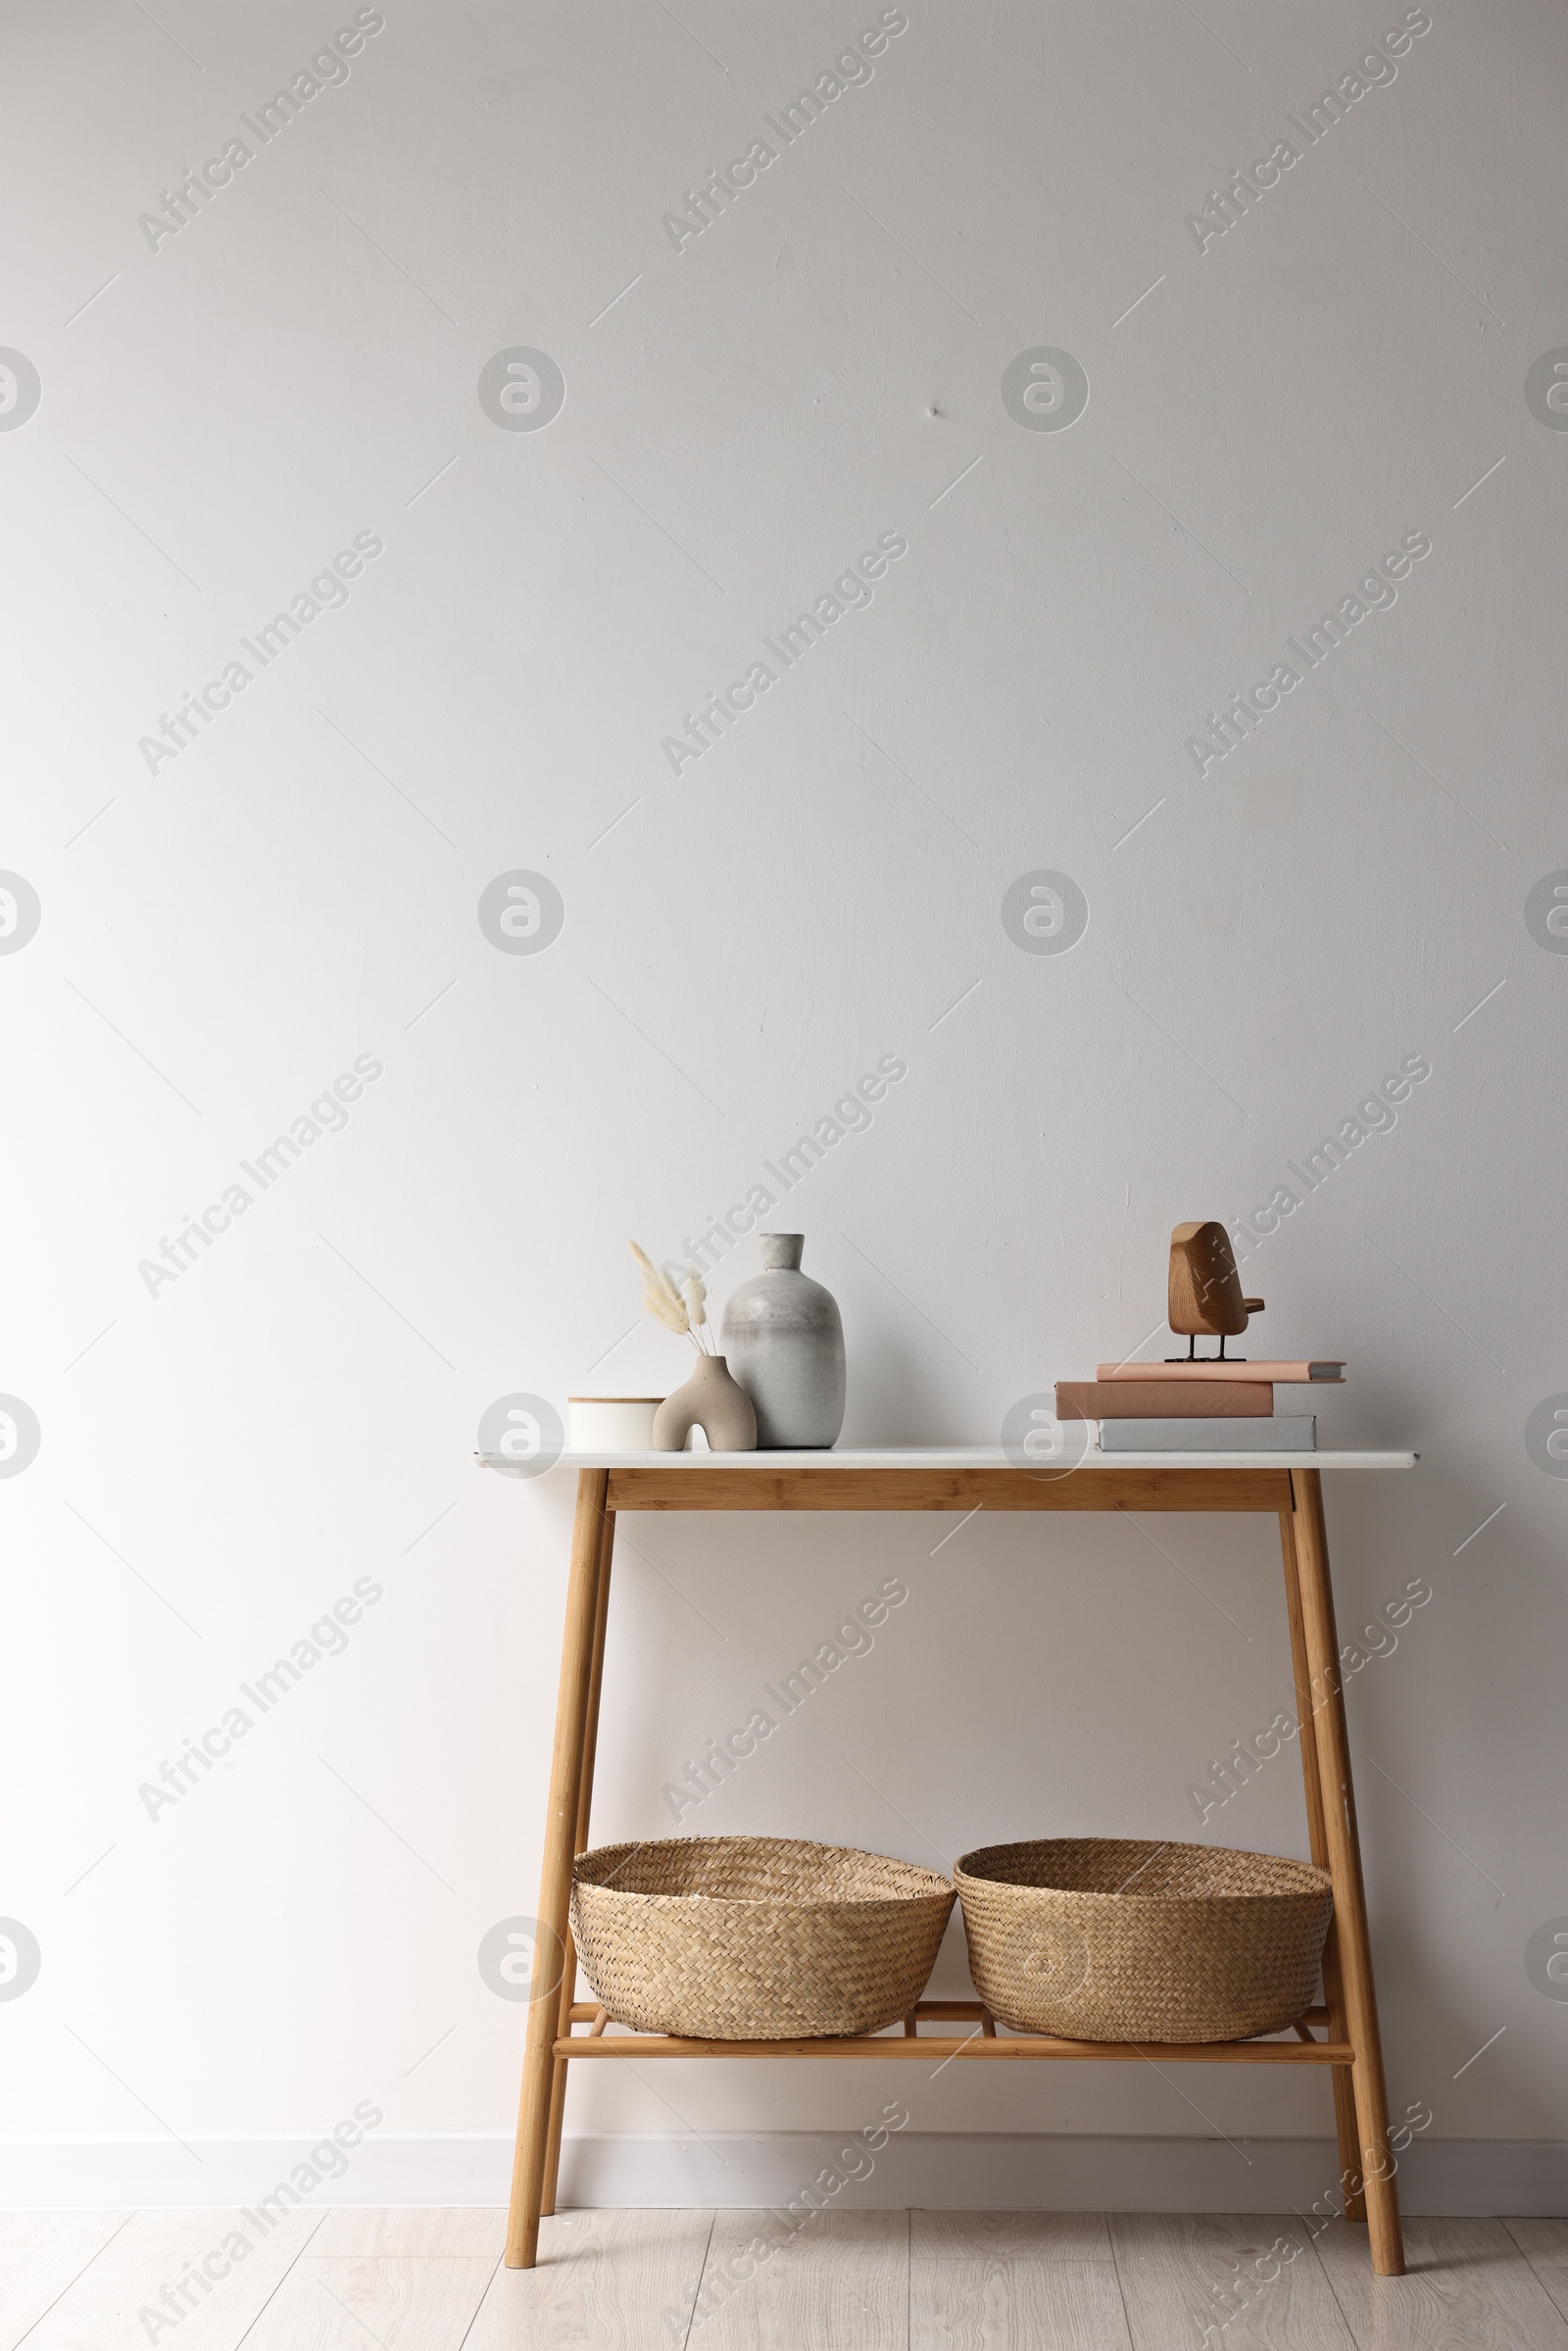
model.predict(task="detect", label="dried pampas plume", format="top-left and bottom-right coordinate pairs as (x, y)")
top-left (628, 1241), bottom-right (714, 1352)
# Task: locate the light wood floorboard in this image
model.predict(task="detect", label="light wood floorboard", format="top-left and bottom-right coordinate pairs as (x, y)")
top-left (693, 2209), bottom-right (907, 2350)
top-left (1506, 2223), bottom-right (1568, 2268)
top-left (18, 2207), bottom-right (320, 2351)
top-left (911, 2211), bottom-right (1114, 2261)
top-left (1507, 2225), bottom-right (1568, 2326)
top-left (908, 2212), bottom-right (1125, 2349)
top-left (0, 2211), bottom-right (130, 2350)
top-left (1109, 2211), bottom-right (1358, 2350)
top-left (239, 2252), bottom-right (496, 2350)
top-left (9, 2207), bottom-right (1568, 2348)
top-left (1316, 2216), bottom-right (1568, 2350)
top-left (1534, 2281), bottom-right (1568, 2331)
top-left (311, 2205), bottom-right (506, 2257)
top-left (464, 2208), bottom-right (713, 2348)
top-left (911, 2256), bottom-right (1132, 2350)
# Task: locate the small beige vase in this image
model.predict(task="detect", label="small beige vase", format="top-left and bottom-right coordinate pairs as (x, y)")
top-left (653, 1355), bottom-right (758, 1451)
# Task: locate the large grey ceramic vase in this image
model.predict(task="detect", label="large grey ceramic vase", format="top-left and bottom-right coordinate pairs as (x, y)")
top-left (720, 1235), bottom-right (846, 1448)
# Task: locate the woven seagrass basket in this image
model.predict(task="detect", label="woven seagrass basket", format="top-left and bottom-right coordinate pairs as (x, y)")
top-left (571, 1836), bottom-right (956, 2040)
top-left (954, 1837), bottom-right (1333, 2043)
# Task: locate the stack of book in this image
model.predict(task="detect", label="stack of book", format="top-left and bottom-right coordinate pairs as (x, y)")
top-left (1054, 1360), bottom-right (1346, 1451)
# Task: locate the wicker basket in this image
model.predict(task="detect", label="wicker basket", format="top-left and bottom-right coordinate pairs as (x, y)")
top-left (571, 1836), bottom-right (955, 2040)
top-left (955, 1837), bottom-right (1333, 2043)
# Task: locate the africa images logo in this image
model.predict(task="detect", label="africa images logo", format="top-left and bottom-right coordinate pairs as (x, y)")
top-left (0, 1920), bottom-right (41, 2000)
top-left (477, 872), bottom-right (565, 953)
top-left (136, 11), bottom-right (387, 254)
top-left (137, 534), bottom-right (386, 774)
top-left (0, 351), bottom-right (41, 430)
top-left (1185, 531), bottom-right (1432, 778)
top-left (0, 1397), bottom-right (42, 1478)
top-left (660, 9), bottom-right (908, 254)
top-left (1002, 871), bottom-right (1089, 955)
top-left (1001, 349), bottom-right (1089, 432)
top-left (1525, 872), bottom-right (1568, 953)
top-left (1525, 350), bottom-right (1568, 430)
top-left (0, 873), bottom-right (41, 953)
top-left (660, 532), bottom-right (908, 776)
top-left (477, 349), bottom-right (565, 431)
top-left (1525, 1396), bottom-right (1568, 1479)
top-left (136, 1055), bottom-right (383, 1299)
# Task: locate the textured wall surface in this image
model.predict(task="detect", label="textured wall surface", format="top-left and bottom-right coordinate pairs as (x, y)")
top-left (3, 0), bottom-right (1565, 2180)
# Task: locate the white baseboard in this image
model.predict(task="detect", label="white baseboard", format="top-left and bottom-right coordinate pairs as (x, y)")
top-left (563, 2132), bottom-right (1568, 2218)
top-left (2, 2134), bottom-right (1564, 2214)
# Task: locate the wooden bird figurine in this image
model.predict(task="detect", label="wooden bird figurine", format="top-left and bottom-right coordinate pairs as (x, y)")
top-left (1167, 1221), bottom-right (1264, 1360)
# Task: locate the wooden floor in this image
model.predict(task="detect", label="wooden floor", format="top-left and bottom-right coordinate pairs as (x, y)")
top-left (5, 2206), bottom-right (1568, 2349)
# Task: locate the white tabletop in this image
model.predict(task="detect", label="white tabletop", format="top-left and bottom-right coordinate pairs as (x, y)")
top-left (478, 1446), bottom-right (1417, 1473)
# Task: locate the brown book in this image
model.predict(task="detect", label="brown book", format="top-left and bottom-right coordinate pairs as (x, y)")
top-left (1096, 1360), bottom-right (1343, 1383)
top-left (1055, 1380), bottom-right (1272, 1420)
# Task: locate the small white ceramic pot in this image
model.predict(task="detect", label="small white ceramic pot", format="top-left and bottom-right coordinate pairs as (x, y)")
top-left (567, 1397), bottom-right (662, 1450)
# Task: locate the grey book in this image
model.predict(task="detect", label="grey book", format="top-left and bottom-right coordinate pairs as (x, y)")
top-left (1096, 1416), bottom-right (1316, 1452)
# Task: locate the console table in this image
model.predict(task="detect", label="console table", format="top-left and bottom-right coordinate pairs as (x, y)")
top-left (480, 1447), bottom-right (1415, 2276)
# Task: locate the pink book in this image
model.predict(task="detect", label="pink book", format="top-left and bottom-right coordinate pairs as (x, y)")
top-left (1096, 1360), bottom-right (1345, 1384)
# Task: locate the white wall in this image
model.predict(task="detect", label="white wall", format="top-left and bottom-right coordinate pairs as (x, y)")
top-left (4, 0), bottom-right (1566, 2193)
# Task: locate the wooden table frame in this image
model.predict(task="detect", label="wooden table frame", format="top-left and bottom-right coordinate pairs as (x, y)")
top-left (497, 1456), bottom-right (1408, 2277)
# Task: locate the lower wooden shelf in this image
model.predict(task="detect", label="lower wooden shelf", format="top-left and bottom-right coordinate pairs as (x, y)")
top-left (556, 1998), bottom-right (1350, 2066)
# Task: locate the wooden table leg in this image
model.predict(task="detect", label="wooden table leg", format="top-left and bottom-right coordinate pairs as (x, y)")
top-left (1288, 1469), bottom-right (1405, 2277)
top-left (539, 1504), bottom-right (616, 2218)
top-left (505, 1468), bottom-right (609, 2270)
top-left (1278, 1509), bottom-right (1365, 2223)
